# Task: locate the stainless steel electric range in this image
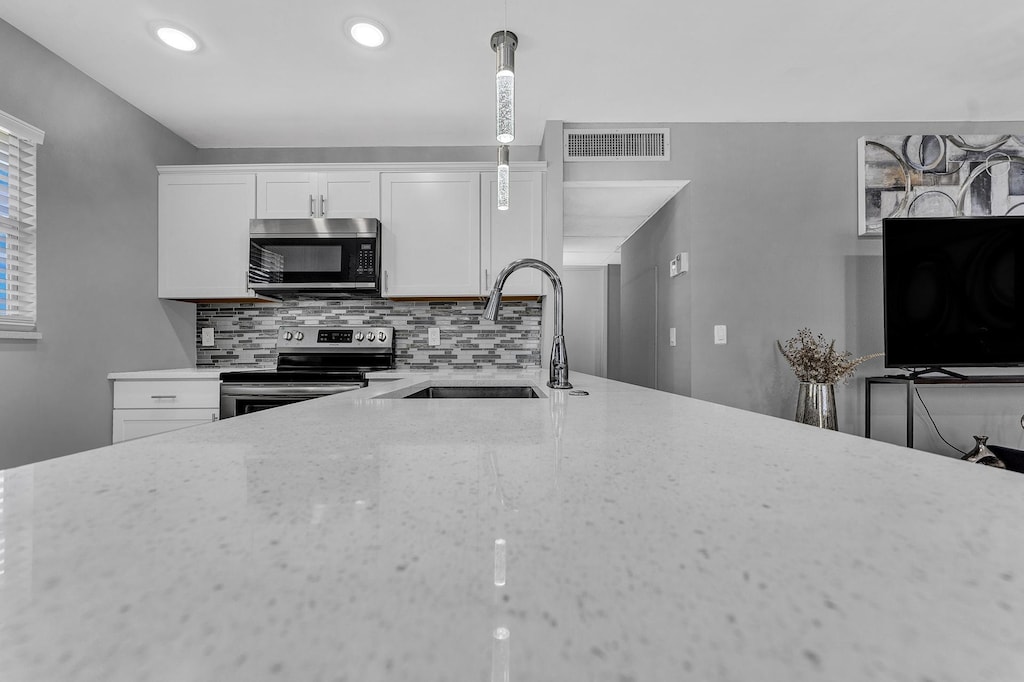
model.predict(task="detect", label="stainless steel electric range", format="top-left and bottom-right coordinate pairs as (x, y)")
top-left (219, 325), bottom-right (395, 418)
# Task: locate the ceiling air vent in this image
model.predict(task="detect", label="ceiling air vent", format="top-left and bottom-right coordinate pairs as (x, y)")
top-left (563, 128), bottom-right (670, 162)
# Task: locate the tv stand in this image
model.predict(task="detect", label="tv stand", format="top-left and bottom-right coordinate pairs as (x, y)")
top-left (901, 367), bottom-right (969, 380)
top-left (865, 374), bottom-right (1024, 448)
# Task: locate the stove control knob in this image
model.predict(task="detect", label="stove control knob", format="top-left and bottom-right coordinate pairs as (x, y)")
top-left (283, 331), bottom-right (293, 341)
top-left (355, 332), bottom-right (364, 341)
top-left (295, 331), bottom-right (304, 341)
top-left (368, 331), bottom-right (377, 341)
top-left (378, 332), bottom-right (387, 342)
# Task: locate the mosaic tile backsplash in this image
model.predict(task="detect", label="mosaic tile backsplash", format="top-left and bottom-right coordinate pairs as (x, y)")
top-left (195, 297), bottom-right (542, 370)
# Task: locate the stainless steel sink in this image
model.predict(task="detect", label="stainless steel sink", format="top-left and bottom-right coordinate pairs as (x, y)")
top-left (403, 385), bottom-right (539, 399)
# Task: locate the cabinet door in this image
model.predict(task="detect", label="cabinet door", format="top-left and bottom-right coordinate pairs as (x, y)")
top-left (380, 173), bottom-right (481, 297)
top-left (112, 409), bottom-right (219, 443)
top-left (320, 171), bottom-right (380, 218)
top-left (481, 171), bottom-right (544, 295)
top-left (256, 171), bottom-right (318, 218)
top-left (158, 174), bottom-right (256, 299)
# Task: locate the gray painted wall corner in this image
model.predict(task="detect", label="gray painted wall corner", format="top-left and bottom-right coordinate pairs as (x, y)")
top-left (0, 20), bottom-right (198, 467)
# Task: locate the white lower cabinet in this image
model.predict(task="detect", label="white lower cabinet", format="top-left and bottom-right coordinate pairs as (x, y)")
top-left (111, 378), bottom-right (220, 443)
top-left (112, 409), bottom-right (219, 443)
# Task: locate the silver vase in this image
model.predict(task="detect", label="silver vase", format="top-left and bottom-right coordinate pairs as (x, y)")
top-left (795, 382), bottom-right (838, 430)
top-left (961, 435), bottom-right (1006, 468)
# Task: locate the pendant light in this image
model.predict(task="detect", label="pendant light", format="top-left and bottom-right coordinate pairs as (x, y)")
top-left (491, 31), bottom-right (517, 144)
top-left (497, 145), bottom-right (510, 211)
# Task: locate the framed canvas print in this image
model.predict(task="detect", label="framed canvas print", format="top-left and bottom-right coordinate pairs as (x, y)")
top-left (858, 134), bottom-right (1024, 237)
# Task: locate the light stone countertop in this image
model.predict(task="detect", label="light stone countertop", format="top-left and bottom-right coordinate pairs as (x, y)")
top-left (3, 370), bottom-right (1023, 681)
top-left (107, 367), bottom-right (271, 380)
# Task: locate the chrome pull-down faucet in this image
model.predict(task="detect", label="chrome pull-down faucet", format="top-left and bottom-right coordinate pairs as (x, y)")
top-left (482, 258), bottom-right (572, 389)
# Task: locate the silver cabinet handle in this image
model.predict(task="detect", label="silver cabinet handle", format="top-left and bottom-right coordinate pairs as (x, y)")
top-left (384, 270), bottom-right (389, 293)
top-left (485, 268), bottom-right (490, 290)
top-left (211, 413), bottom-right (218, 422)
top-left (320, 194), bottom-right (326, 216)
top-left (309, 194), bottom-right (315, 216)
top-left (150, 395), bottom-right (177, 399)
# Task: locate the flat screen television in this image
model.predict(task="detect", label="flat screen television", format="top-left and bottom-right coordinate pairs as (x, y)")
top-left (882, 216), bottom-right (1024, 374)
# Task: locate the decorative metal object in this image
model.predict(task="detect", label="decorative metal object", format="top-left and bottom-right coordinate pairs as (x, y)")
top-left (961, 435), bottom-right (1006, 468)
top-left (858, 134), bottom-right (1024, 236)
top-left (795, 382), bottom-right (838, 430)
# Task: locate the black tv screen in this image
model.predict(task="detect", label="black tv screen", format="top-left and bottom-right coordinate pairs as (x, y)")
top-left (882, 216), bottom-right (1024, 369)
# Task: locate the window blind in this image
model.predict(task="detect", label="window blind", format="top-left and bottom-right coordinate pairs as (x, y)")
top-left (0, 111), bottom-right (43, 330)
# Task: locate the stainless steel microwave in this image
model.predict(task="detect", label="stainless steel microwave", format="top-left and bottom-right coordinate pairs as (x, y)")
top-left (248, 218), bottom-right (381, 295)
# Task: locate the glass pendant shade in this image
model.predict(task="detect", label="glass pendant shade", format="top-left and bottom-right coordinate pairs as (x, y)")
top-left (497, 145), bottom-right (510, 211)
top-left (491, 31), bottom-right (517, 145)
top-left (496, 73), bottom-right (514, 144)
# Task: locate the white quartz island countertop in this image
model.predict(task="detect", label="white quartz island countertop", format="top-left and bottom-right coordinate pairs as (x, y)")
top-left (3, 371), bottom-right (1023, 681)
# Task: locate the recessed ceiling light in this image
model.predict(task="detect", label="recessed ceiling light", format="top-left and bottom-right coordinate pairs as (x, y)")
top-left (149, 22), bottom-right (201, 52)
top-left (345, 18), bottom-right (388, 48)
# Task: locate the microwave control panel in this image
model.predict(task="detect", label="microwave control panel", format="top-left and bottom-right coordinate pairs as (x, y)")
top-left (354, 241), bottom-right (377, 278)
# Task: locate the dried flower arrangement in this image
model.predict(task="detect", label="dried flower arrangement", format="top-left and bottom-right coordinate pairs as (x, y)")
top-left (776, 328), bottom-right (882, 384)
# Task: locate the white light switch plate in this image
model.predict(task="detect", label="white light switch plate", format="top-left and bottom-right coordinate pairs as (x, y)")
top-left (714, 325), bottom-right (727, 345)
top-left (428, 327), bottom-right (441, 346)
top-left (201, 327), bottom-right (215, 346)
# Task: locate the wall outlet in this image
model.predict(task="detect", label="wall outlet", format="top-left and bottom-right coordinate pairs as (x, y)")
top-left (669, 327), bottom-right (677, 347)
top-left (714, 325), bottom-right (727, 345)
top-left (428, 327), bottom-right (441, 346)
top-left (201, 327), bottom-right (215, 346)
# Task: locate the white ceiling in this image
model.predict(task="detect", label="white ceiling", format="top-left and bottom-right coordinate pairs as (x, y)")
top-left (4, 0), bottom-right (1022, 265)
top-left (563, 181), bottom-right (687, 266)
top-left (3, 0), bottom-right (1022, 149)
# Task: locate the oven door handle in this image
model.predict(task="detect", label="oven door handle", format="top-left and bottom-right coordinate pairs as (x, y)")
top-left (220, 384), bottom-right (365, 397)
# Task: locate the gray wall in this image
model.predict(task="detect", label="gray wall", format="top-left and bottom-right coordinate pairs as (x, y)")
top-left (616, 188), bottom-right (692, 395)
top-left (562, 267), bottom-right (607, 377)
top-left (565, 121), bottom-right (1024, 456)
top-left (606, 264), bottom-right (622, 379)
top-left (0, 20), bottom-right (198, 468)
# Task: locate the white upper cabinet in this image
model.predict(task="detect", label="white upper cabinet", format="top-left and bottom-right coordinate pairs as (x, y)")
top-left (158, 173), bottom-right (261, 300)
top-left (380, 172), bottom-right (482, 297)
top-left (256, 170), bottom-right (380, 219)
top-left (480, 171), bottom-right (544, 296)
top-left (256, 171), bottom-right (316, 218)
top-left (320, 171), bottom-right (381, 218)
top-left (157, 163), bottom-right (545, 301)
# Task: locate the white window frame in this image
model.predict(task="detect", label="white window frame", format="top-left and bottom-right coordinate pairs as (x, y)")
top-left (0, 109), bottom-right (44, 339)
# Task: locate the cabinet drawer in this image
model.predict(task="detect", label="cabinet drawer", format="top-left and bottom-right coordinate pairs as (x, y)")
top-left (112, 408), bottom-right (219, 443)
top-left (114, 380), bottom-right (220, 409)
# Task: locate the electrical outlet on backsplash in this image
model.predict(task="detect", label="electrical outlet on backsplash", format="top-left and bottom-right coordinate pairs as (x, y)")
top-left (195, 297), bottom-right (542, 370)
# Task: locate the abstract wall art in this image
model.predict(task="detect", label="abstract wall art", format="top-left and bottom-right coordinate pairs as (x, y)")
top-left (858, 134), bottom-right (1024, 236)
